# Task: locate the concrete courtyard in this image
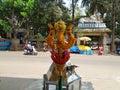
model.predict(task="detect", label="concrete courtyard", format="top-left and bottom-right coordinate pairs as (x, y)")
top-left (0, 51), bottom-right (120, 90)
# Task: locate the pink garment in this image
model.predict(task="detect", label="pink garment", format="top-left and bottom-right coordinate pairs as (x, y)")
top-left (98, 46), bottom-right (103, 55)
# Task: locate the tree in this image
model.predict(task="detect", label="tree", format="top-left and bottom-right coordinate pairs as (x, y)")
top-left (0, 0), bottom-right (34, 39)
top-left (30, 0), bottom-right (64, 36)
top-left (71, 0), bottom-right (79, 22)
top-left (0, 0), bottom-right (13, 34)
top-left (0, 0), bottom-right (36, 50)
top-left (103, 0), bottom-right (120, 53)
top-left (110, 0), bottom-right (119, 53)
top-left (81, 0), bottom-right (108, 18)
top-left (0, 0), bottom-right (71, 50)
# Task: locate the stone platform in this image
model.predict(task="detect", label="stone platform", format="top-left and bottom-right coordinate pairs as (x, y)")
top-left (0, 77), bottom-right (94, 90)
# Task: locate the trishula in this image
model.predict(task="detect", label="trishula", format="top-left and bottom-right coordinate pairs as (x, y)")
top-left (45, 19), bottom-right (76, 90)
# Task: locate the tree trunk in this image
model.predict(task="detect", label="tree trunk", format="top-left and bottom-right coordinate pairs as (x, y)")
top-left (72, 0), bottom-right (75, 22)
top-left (10, 38), bottom-right (19, 51)
top-left (11, 0), bottom-right (19, 51)
top-left (111, 0), bottom-right (116, 53)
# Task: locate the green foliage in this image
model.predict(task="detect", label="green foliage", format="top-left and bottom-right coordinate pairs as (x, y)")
top-left (103, 13), bottom-right (112, 30)
top-left (25, 0), bottom-right (34, 12)
top-left (81, 0), bottom-right (108, 18)
top-left (0, 0), bottom-right (72, 38)
top-left (0, 20), bottom-right (12, 32)
top-left (20, 12), bottom-right (27, 17)
top-left (35, 33), bottom-right (44, 39)
top-left (14, 0), bottom-right (25, 8)
top-left (73, 26), bottom-right (83, 37)
top-left (103, 0), bottom-right (120, 37)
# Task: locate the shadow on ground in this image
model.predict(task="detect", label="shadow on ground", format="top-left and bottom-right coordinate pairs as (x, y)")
top-left (0, 77), bottom-right (94, 90)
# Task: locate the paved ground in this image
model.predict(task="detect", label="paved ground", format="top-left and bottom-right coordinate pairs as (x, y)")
top-left (0, 51), bottom-right (120, 90)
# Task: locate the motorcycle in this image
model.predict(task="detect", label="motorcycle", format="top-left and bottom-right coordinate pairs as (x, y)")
top-left (43, 45), bottom-right (48, 52)
top-left (24, 46), bottom-right (38, 55)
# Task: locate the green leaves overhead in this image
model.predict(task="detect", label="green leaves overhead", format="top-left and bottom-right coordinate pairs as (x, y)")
top-left (0, 0), bottom-right (70, 37)
top-left (0, 20), bottom-right (12, 32)
top-left (14, 0), bottom-right (25, 8)
top-left (20, 12), bottom-right (27, 17)
top-left (81, 0), bottom-right (108, 17)
top-left (25, 0), bottom-right (34, 11)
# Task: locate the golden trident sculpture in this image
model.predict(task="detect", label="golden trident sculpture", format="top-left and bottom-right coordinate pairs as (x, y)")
top-left (45, 19), bottom-right (76, 84)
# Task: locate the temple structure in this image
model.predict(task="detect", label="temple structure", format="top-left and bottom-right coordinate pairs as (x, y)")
top-left (77, 15), bottom-right (111, 54)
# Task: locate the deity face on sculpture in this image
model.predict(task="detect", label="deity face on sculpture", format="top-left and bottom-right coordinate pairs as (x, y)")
top-left (54, 19), bottom-right (66, 31)
top-left (46, 19), bottom-right (76, 50)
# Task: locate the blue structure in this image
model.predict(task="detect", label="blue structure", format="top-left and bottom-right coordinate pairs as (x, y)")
top-left (85, 50), bottom-right (93, 55)
top-left (69, 46), bottom-right (80, 53)
top-left (0, 39), bottom-right (11, 50)
top-left (70, 45), bottom-right (93, 55)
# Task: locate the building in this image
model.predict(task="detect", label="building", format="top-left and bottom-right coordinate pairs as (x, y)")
top-left (77, 15), bottom-right (111, 54)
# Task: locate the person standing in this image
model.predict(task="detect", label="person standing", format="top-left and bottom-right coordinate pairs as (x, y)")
top-left (98, 45), bottom-right (103, 55)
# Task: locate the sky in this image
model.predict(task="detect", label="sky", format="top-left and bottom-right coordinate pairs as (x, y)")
top-left (63, 0), bottom-right (86, 15)
top-left (63, 0), bottom-right (82, 6)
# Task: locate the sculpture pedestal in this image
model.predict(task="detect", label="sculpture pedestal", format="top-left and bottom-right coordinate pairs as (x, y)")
top-left (43, 74), bottom-right (81, 90)
top-left (43, 62), bottom-right (81, 90)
